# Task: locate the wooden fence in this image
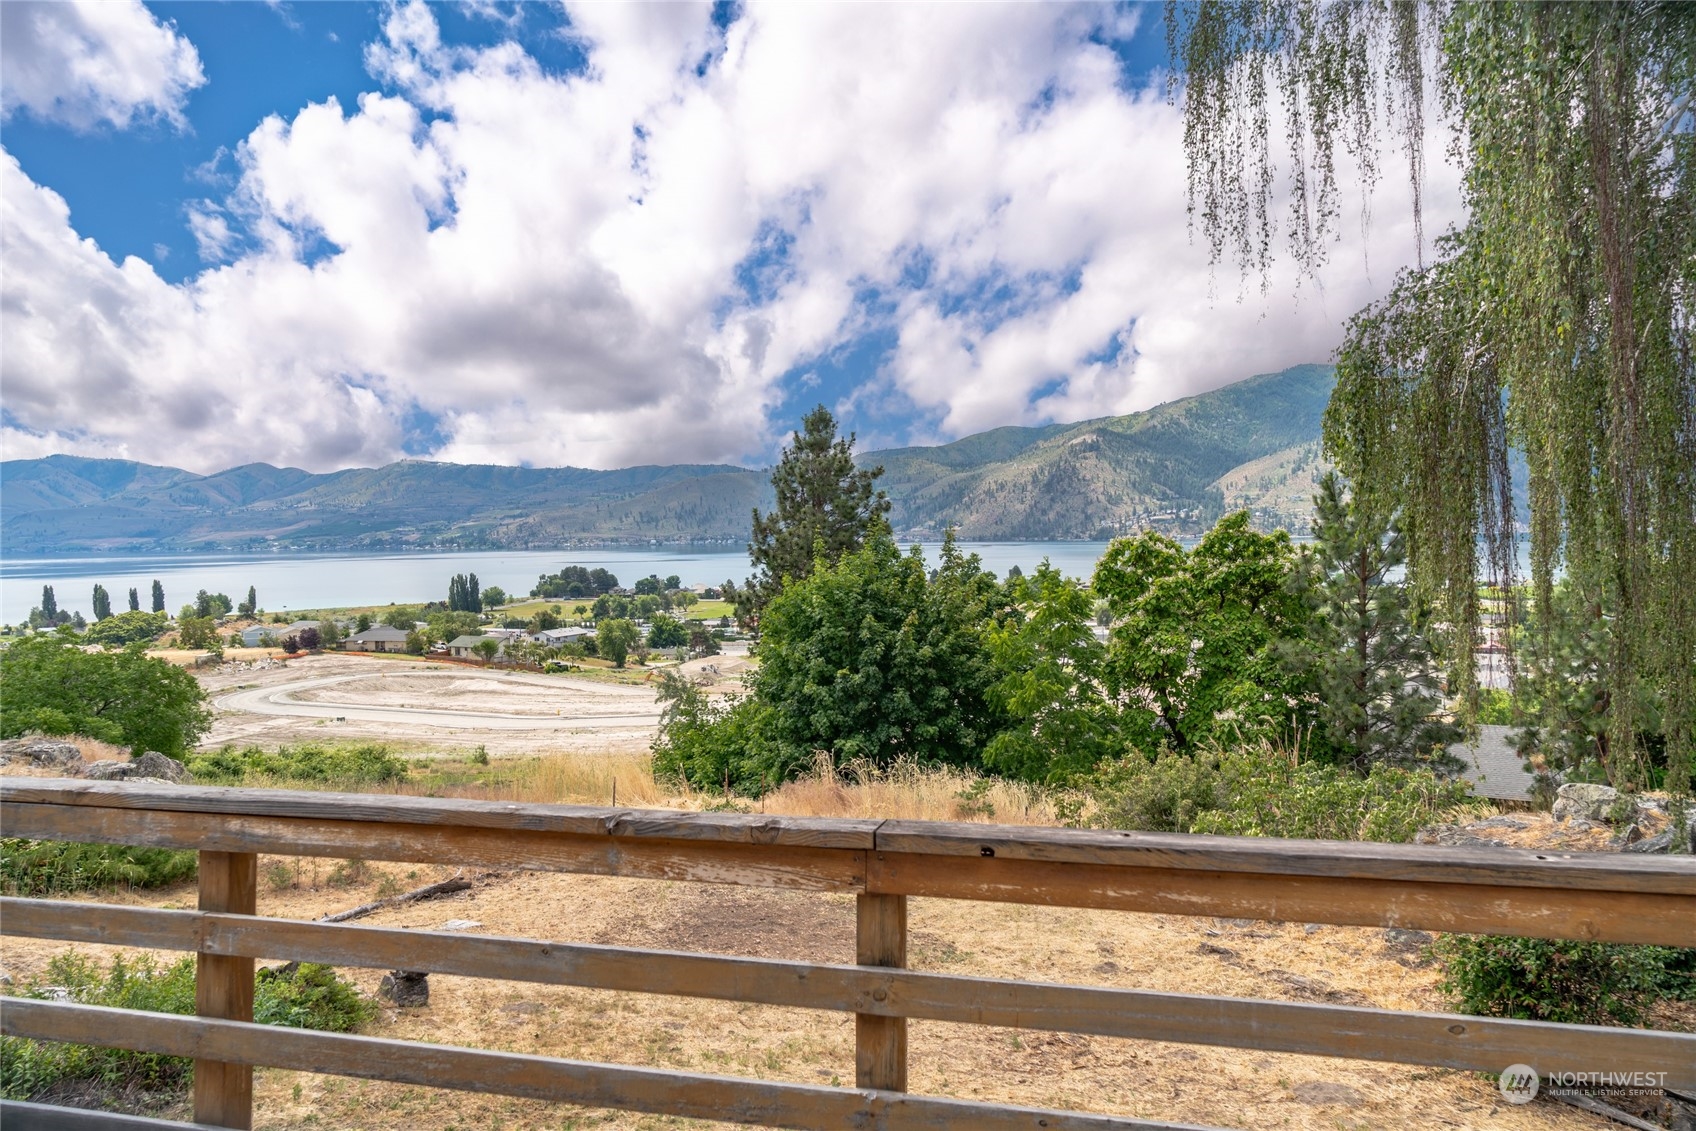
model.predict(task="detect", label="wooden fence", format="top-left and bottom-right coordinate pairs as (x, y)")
top-left (1, 776), bottom-right (1692, 1130)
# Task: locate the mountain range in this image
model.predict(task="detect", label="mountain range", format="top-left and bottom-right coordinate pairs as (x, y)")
top-left (0, 364), bottom-right (1335, 554)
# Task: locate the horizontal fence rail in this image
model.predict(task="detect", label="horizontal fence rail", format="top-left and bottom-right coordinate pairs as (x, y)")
top-left (2, 776), bottom-right (1693, 1131)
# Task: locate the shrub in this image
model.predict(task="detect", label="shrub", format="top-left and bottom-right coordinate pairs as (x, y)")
top-left (650, 671), bottom-right (775, 794)
top-left (184, 742), bottom-right (407, 786)
top-left (1430, 935), bottom-right (1678, 1027)
top-left (0, 841), bottom-right (197, 897)
top-left (1, 953), bottom-right (373, 1106)
top-left (1071, 743), bottom-right (1481, 843)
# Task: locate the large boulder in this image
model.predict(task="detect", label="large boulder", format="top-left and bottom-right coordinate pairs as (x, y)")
top-left (1551, 782), bottom-right (1619, 823)
top-left (0, 738), bottom-right (84, 772)
top-left (82, 752), bottom-right (188, 784)
top-left (132, 752), bottom-right (188, 783)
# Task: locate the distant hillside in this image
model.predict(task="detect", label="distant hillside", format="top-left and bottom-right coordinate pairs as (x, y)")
top-left (873, 364), bottom-right (1335, 539)
top-left (0, 364), bottom-right (1335, 552)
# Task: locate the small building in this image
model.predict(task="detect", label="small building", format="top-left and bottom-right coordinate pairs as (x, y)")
top-left (446, 634), bottom-right (502, 660)
top-left (536, 626), bottom-right (594, 647)
top-left (342, 624), bottom-right (410, 654)
top-left (238, 620), bottom-right (317, 647)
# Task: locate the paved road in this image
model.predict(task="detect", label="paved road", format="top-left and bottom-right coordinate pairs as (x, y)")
top-left (213, 669), bottom-right (662, 732)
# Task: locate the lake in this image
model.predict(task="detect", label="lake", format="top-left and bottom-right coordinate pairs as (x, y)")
top-left (0, 542), bottom-right (1120, 625)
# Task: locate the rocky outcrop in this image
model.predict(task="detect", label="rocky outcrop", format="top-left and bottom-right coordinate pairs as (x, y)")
top-left (0, 738), bottom-right (85, 772)
top-left (1551, 782), bottom-right (1619, 822)
top-left (379, 971), bottom-right (430, 1007)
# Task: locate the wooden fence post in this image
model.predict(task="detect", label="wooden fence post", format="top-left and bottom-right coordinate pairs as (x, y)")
top-left (855, 891), bottom-right (907, 1091)
top-left (195, 850), bottom-right (257, 1129)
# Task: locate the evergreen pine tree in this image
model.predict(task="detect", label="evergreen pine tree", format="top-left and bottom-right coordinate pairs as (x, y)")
top-left (742, 406), bottom-right (890, 622)
top-left (151, 580), bottom-right (165, 613)
top-left (91, 584), bottom-right (112, 621)
top-left (1283, 473), bottom-right (1463, 771)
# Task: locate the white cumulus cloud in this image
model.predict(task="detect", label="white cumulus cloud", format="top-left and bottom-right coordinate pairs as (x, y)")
top-left (0, 0), bottom-right (205, 131)
top-left (0, 1), bottom-right (1461, 474)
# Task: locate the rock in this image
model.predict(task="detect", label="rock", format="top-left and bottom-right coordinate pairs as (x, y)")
top-left (1625, 830), bottom-right (1677, 853)
top-left (1552, 782), bottom-right (1619, 822)
top-left (0, 738), bottom-right (84, 772)
top-left (438, 919), bottom-right (482, 932)
top-left (132, 752), bottom-right (187, 783)
top-left (0, 967), bottom-right (12, 987)
top-left (379, 970), bottom-right (429, 1008)
top-left (79, 753), bottom-right (186, 783)
top-left (1382, 928), bottom-right (1434, 951)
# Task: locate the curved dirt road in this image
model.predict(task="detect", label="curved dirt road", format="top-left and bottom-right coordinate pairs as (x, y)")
top-left (213, 668), bottom-right (662, 732)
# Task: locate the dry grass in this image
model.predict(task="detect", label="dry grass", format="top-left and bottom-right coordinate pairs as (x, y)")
top-left (383, 749), bottom-right (1065, 825)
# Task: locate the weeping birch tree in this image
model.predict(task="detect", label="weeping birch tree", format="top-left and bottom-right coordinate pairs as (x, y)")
top-left (1168, 1), bottom-right (1695, 792)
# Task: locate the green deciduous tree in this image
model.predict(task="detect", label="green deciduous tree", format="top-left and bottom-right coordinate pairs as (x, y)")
top-left (596, 618), bottom-right (640, 668)
top-left (471, 638), bottom-right (502, 665)
top-left (1167, 1), bottom-right (1695, 791)
top-left (751, 532), bottom-right (1004, 782)
top-left (481, 586), bottom-right (506, 609)
top-left (742, 406), bottom-right (891, 621)
top-left (447, 573), bottom-right (482, 613)
top-left (175, 616), bottom-right (220, 651)
top-left (1282, 473), bottom-right (1462, 770)
top-left (83, 611), bottom-right (170, 649)
top-left (0, 633), bottom-right (211, 757)
top-left (982, 563), bottom-right (1118, 783)
top-left (150, 580), bottom-right (165, 614)
top-left (1093, 512), bottom-right (1310, 753)
top-left (90, 585), bottom-right (112, 622)
top-left (127, 588), bottom-right (140, 613)
top-left (646, 616), bottom-right (688, 649)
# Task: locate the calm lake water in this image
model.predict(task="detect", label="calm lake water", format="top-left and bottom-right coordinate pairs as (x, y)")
top-left (0, 542), bottom-right (1118, 625)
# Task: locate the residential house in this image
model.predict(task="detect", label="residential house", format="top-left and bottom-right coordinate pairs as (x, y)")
top-left (446, 634), bottom-right (502, 660)
top-left (342, 625), bottom-right (410, 653)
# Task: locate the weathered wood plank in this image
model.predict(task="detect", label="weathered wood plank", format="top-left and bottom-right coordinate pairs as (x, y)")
top-left (0, 1000), bottom-right (1219, 1131)
top-left (8, 899), bottom-right (1691, 1087)
top-left (0, 1099), bottom-right (233, 1130)
top-left (873, 819), bottom-right (1696, 894)
top-left (857, 893), bottom-right (908, 1092)
top-left (0, 778), bottom-right (878, 849)
top-left (864, 852), bottom-right (1695, 947)
top-left (0, 802), bottom-right (867, 893)
top-left (194, 851), bottom-right (255, 1130)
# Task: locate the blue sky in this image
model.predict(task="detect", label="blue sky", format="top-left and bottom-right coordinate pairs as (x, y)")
top-left (0, 1), bottom-right (1447, 474)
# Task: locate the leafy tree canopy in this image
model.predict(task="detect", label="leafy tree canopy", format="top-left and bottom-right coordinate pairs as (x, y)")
top-left (83, 611), bottom-right (170, 649)
top-left (596, 618), bottom-right (641, 667)
top-left (0, 633), bottom-right (211, 757)
top-left (982, 563), bottom-right (1118, 783)
top-left (1168, 0), bottom-right (1695, 790)
top-left (752, 532), bottom-right (1005, 782)
top-left (1093, 512), bottom-right (1310, 754)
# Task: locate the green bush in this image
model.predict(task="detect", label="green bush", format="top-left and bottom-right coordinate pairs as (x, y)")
top-left (1072, 744), bottom-right (1481, 843)
top-left (1430, 935), bottom-right (1679, 1027)
top-left (184, 742), bottom-right (407, 786)
top-left (0, 840), bottom-right (197, 896)
top-left (1, 953), bottom-right (374, 1106)
top-left (650, 671), bottom-right (776, 794)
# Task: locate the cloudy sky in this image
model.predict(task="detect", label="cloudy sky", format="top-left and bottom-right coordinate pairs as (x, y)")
top-left (0, 0), bottom-right (1457, 475)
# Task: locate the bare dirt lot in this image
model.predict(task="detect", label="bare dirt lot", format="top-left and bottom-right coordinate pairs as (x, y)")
top-left (199, 654), bottom-right (680, 756)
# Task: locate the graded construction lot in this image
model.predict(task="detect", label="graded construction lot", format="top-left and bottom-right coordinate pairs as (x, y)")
top-left (200, 654), bottom-right (672, 756)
